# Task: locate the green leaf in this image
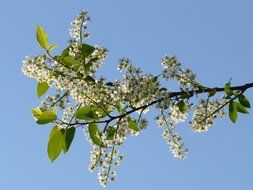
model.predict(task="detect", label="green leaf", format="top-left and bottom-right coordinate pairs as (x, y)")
top-left (52, 105), bottom-right (57, 115)
top-left (31, 108), bottom-right (42, 119)
top-left (208, 90), bottom-right (216, 97)
top-left (62, 56), bottom-right (81, 66)
top-left (224, 81), bottom-right (231, 94)
top-left (88, 123), bottom-right (103, 146)
top-left (37, 82), bottom-right (49, 98)
top-left (83, 76), bottom-right (95, 84)
top-left (195, 82), bottom-right (205, 89)
top-left (116, 101), bottom-right (125, 115)
top-left (232, 90), bottom-right (240, 96)
top-left (81, 44), bottom-right (95, 57)
top-left (61, 47), bottom-right (70, 57)
top-left (63, 127), bottom-right (76, 153)
top-left (229, 101), bottom-right (237, 123)
top-left (106, 126), bottom-right (116, 140)
top-left (36, 25), bottom-right (48, 49)
top-left (75, 106), bottom-right (99, 120)
top-left (179, 92), bottom-right (190, 99)
top-left (128, 120), bottom-right (140, 132)
top-left (47, 44), bottom-right (57, 52)
top-left (176, 101), bottom-right (187, 114)
top-left (238, 94), bottom-right (251, 108)
top-left (234, 102), bottom-right (249, 114)
top-left (152, 76), bottom-right (159, 83)
top-left (47, 127), bottom-right (65, 163)
top-left (49, 125), bottom-right (60, 139)
top-left (37, 111), bottom-right (57, 125)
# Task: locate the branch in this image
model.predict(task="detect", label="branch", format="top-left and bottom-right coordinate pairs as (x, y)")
top-left (59, 82), bottom-right (253, 128)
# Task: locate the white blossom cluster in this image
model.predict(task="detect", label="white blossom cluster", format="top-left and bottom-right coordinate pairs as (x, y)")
top-left (69, 9), bottom-right (90, 41)
top-left (116, 58), bottom-right (162, 108)
top-left (22, 56), bottom-right (52, 84)
top-left (169, 104), bottom-right (188, 123)
top-left (22, 9), bottom-right (235, 187)
top-left (86, 118), bottom-right (148, 187)
top-left (190, 98), bottom-right (227, 132)
top-left (156, 111), bottom-right (188, 160)
top-left (161, 55), bottom-right (197, 89)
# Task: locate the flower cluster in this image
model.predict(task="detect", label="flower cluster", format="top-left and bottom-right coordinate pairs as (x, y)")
top-left (156, 112), bottom-right (189, 160)
top-left (87, 118), bottom-right (147, 187)
top-left (161, 55), bottom-right (197, 89)
top-left (190, 98), bottom-right (227, 132)
top-left (69, 9), bottom-right (90, 41)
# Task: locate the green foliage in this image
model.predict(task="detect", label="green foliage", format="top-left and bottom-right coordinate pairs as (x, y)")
top-left (81, 44), bottom-right (95, 58)
top-left (48, 126), bottom-right (65, 163)
top-left (238, 94), bottom-right (251, 108)
top-left (179, 92), bottom-right (190, 99)
top-left (75, 106), bottom-right (99, 120)
top-left (224, 81), bottom-right (231, 95)
top-left (234, 102), bottom-right (249, 114)
top-left (176, 101), bottom-right (187, 114)
top-left (88, 123), bottom-right (103, 146)
top-left (128, 120), bottom-right (140, 132)
top-left (229, 101), bottom-right (237, 123)
top-left (75, 105), bottom-right (111, 120)
top-left (106, 126), bottom-right (116, 140)
top-left (37, 82), bottom-right (49, 98)
top-left (208, 90), bottom-right (216, 97)
top-left (31, 108), bottom-right (42, 119)
top-left (36, 110), bottom-right (57, 125)
top-left (36, 25), bottom-right (48, 49)
top-left (47, 44), bottom-right (57, 52)
top-left (63, 127), bottom-right (76, 153)
top-left (47, 126), bottom-right (76, 163)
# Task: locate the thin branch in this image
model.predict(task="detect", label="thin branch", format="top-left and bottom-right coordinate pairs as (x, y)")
top-left (57, 82), bottom-right (253, 128)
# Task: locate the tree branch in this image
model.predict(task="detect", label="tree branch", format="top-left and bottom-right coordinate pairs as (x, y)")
top-left (58, 82), bottom-right (253, 128)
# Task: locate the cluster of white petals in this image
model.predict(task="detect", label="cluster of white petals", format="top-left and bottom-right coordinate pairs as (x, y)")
top-left (190, 98), bottom-right (227, 132)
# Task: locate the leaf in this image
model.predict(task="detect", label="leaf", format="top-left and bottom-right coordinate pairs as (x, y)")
top-left (31, 108), bottom-right (42, 119)
top-left (52, 105), bottom-right (57, 115)
top-left (36, 25), bottom-right (48, 49)
top-left (49, 126), bottom-right (60, 139)
top-left (47, 127), bottom-right (65, 163)
top-left (81, 44), bottom-right (95, 57)
top-left (88, 123), bottom-right (103, 146)
top-left (224, 81), bottom-right (231, 94)
top-left (116, 101), bottom-right (125, 115)
top-left (106, 126), bottom-right (116, 140)
top-left (128, 120), bottom-right (140, 132)
top-left (238, 94), bottom-right (251, 108)
top-left (75, 106), bottom-right (99, 120)
top-left (179, 92), bottom-right (190, 99)
top-left (94, 107), bottom-right (113, 119)
top-left (234, 102), bottom-right (249, 114)
top-left (208, 90), bottom-right (216, 97)
top-left (37, 111), bottom-right (57, 125)
top-left (176, 101), bottom-right (187, 114)
top-left (37, 82), bottom-right (49, 98)
top-left (152, 76), bottom-right (159, 83)
top-left (63, 127), bottom-right (76, 153)
top-left (47, 44), bottom-right (57, 52)
top-left (62, 56), bottom-right (81, 66)
top-left (229, 101), bottom-right (237, 123)
top-left (83, 76), bottom-right (95, 84)
top-left (61, 47), bottom-right (69, 57)
top-left (195, 82), bottom-right (205, 89)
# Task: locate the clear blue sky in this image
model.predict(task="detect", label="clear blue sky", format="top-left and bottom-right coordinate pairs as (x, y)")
top-left (1, 0), bottom-right (253, 189)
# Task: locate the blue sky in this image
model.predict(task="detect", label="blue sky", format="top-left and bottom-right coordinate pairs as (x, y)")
top-left (1, 0), bottom-right (253, 189)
